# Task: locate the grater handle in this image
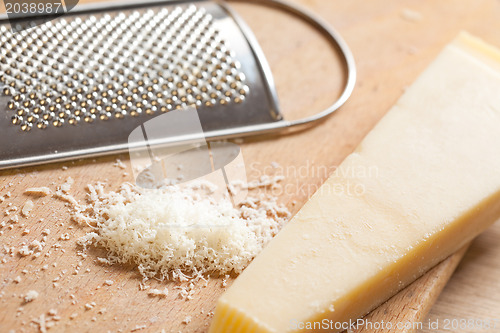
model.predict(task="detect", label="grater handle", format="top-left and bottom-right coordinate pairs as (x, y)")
top-left (224, 0), bottom-right (356, 134)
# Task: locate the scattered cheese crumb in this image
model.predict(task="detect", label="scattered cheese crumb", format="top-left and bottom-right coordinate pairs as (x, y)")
top-left (23, 290), bottom-right (39, 303)
top-left (114, 159), bottom-right (127, 169)
top-left (60, 177), bottom-right (74, 193)
top-left (53, 177), bottom-right (78, 207)
top-left (246, 175), bottom-right (284, 189)
top-left (85, 302), bottom-right (96, 310)
top-left (182, 316), bottom-right (192, 324)
top-left (104, 280), bottom-right (114, 286)
top-left (21, 200), bottom-right (34, 217)
top-left (59, 233), bottom-right (70, 241)
top-left (53, 191), bottom-right (79, 207)
top-left (221, 274), bottom-right (230, 287)
top-left (147, 288), bottom-right (168, 298)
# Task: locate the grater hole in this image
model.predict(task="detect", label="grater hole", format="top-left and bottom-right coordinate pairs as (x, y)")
top-left (1, 5), bottom-right (249, 132)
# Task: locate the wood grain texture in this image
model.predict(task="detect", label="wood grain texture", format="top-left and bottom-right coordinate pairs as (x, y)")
top-left (1, 0), bottom-right (499, 332)
top-left (422, 227), bottom-right (500, 333)
top-left (352, 247), bottom-right (469, 333)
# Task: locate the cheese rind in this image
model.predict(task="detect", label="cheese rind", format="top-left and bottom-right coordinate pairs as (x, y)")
top-left (209, 32), bottom-right (500, 333)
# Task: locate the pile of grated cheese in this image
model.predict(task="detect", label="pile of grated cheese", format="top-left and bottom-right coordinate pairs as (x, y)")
top-left (73, 178), bottom-right (289, 282)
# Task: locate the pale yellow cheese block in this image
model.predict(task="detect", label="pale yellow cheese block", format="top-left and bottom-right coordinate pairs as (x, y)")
top-left (208, 32), bottom-right (500, 333)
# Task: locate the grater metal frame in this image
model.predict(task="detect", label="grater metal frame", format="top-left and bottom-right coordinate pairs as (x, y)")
top-left (0, 0), bottom-right (356, 170)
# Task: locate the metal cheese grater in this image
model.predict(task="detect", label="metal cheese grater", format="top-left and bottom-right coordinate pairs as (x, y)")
top-left (0, 0), bottom-right (356, 170)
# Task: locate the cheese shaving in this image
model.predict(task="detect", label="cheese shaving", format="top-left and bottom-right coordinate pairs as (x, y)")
top-left (72, 179), bottom-right (289, 282)
top-left (23, 290), bottom-right (39, 303)
top-left (33, 314), bottom-right (47, 333)
top-left (21, 200), bottom-right (34, 217)
top-left (147, 288), bottom-right (169, 298)
top-left (24, 187), bottom-right (52, 197)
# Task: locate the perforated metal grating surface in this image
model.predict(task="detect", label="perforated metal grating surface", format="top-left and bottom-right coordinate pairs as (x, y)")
top-left (0, 5), bottom-right (249, 132)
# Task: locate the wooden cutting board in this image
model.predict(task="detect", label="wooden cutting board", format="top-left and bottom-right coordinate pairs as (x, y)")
top-left (1, 0), bottom-right (500, 332)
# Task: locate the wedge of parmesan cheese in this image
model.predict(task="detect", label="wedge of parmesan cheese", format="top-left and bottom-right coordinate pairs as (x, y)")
top-left (209, 32), bottom-right (500, 333)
